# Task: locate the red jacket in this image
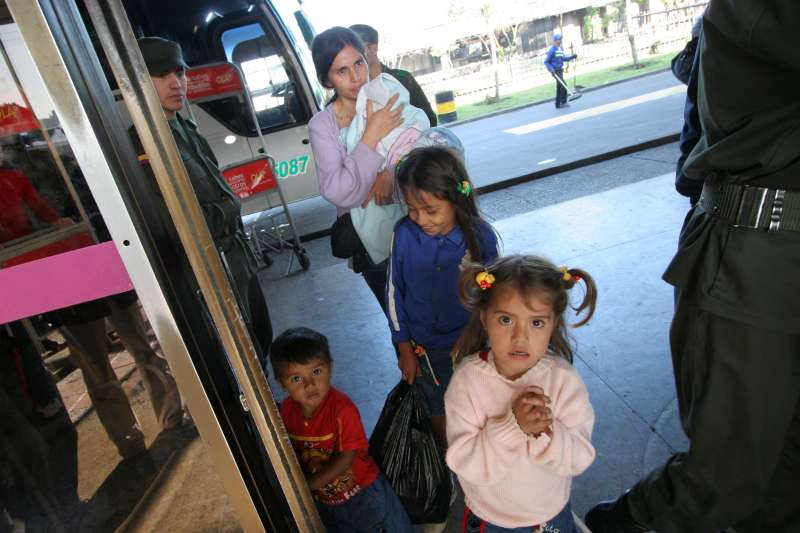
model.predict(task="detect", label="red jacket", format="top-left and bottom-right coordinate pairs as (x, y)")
top-left (0, 168), bottom-right (59, 243)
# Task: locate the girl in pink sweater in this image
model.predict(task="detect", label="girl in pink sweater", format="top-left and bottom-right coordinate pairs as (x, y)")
top-left (445, 255), bottom-right (598, 532)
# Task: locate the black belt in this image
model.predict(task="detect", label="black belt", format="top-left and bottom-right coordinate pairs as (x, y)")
top-left (700, 181), bottom-right (800, 232)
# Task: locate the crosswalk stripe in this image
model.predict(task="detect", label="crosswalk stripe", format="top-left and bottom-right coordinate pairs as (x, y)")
top-left (503, 85), bottom-right (686, 136)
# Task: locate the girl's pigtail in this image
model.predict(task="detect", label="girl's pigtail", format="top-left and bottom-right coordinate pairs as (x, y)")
top-left (452, 261), bottom-right (490, 364)
top-left (564, 268), bottom-right (597, 328)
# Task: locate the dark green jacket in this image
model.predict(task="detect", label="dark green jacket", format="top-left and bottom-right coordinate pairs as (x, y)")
top-left (663, 0), bottom-right (800, 333)
top-left (130, 115), bottom-right (244, 249)
top-left (381, 63), bottom-right (437, 126)
top-left (129, 115), bottom-right (256, 301)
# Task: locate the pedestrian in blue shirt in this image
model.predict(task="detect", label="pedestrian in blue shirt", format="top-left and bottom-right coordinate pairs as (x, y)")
top-left (544, 34), bottom-right (577, 109)
top-left (387, 146), bottom-right (499, 449)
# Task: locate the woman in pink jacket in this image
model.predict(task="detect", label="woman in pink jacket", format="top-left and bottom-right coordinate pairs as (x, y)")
top-left (446, 255), bottom-right (598, 532)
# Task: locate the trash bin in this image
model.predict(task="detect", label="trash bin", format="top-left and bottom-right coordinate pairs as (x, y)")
top-left (435, 90), bottom-right (457, 124)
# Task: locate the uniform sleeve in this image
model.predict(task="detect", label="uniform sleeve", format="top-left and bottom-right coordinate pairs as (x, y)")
top-left (308, 110), bottom-right (384, 210)
top-left (129, 127), bottom-right (182, 244)
top-left (524, 369), bottom-right (596, 477)
top-left (197, 133), bottom-right (220, 167)
top-left (386, 229), bottom-right (410, 343)
top-left (19, 172), bottom-right (59, 224)
top-left (335, 396), bottom-right (370, 452)
top-left (445, 368), bottom-right (529, 486)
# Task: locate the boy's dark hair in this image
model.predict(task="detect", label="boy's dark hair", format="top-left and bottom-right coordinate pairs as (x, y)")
top-left (270, 327), bottom-right (332, 377)
top-left (349, 24), bottom-right (379, 45)
top-left (396, 146), bottom-right (495, 261)
top-left (310, 26), bottom-right (366, 89)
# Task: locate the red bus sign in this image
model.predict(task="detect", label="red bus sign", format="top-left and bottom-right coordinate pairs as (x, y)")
top-left (221, 157), bottom-right (277, 199)
top-left (186, 64), bottom-right (244, 101)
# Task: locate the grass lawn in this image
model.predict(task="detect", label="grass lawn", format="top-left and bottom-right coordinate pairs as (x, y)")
top-left (454, 52), bottom-right (675, 122)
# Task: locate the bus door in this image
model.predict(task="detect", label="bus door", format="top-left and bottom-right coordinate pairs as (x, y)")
top-left (2, 0), bottom-right (321, 531)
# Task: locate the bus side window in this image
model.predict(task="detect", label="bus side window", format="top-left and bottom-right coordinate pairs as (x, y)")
top-left (218, 22), bottom-right (308, 133)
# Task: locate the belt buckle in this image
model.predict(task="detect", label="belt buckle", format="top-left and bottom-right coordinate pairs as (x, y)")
top-left (733, 185), bottom-right (771, 229)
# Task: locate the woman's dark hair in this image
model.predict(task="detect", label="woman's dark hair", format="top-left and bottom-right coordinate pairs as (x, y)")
top-left (310, 26), bottom-right (365, 90)
top-left (452, 255), bottom-right (598, 364)
top-left (396, 146), bottom-right (494, 261)
top-left (269, 327), bottom-right (332, 378)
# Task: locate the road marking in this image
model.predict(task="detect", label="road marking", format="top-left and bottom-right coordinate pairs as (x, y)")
top-left (537, 158), bottom-right (557, 165)
top-left (504, 85), bottom-right (686, 136)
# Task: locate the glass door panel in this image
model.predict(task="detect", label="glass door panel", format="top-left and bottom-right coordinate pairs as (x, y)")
top-left (0, 8), bottom-right (246, 532)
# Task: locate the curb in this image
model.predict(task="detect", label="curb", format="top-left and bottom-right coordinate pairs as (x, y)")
top-left (447, 67), bottom-right (673, 127)
top-left (477, 133), bottom-right (679, 195)
top-left (298, 133), bottom-right (679, 243)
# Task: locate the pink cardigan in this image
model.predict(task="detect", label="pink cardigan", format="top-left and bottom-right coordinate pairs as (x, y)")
top-left (445, 351), bottom-right (596, 528)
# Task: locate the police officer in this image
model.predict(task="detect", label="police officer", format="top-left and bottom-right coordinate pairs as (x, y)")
top-left (586, 1), bottom-right (800, 532)
top-left (543, 34), bottom-right (576, 109)
top-left (131, 37), bottom-right (272, 361)
top-left (349, 24), bottom-right (438, 126)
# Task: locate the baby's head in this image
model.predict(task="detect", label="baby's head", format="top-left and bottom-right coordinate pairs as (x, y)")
top-left (270, 327), bottom-right (333, 416)
top-left (453, 255), bottom-right (597, 379)
top-left (397, 146), bottom-right (486, 256)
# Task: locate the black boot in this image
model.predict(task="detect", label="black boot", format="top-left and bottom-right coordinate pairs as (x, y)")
top-left (585, 493), bottom-right (649, 533)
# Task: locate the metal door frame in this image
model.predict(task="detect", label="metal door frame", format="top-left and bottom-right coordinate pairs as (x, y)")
top-left (6, 0), bottom-right (321, 530)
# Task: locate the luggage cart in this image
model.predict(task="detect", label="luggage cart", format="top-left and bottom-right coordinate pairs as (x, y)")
top-left (185, 62), bottom-right (309, 274)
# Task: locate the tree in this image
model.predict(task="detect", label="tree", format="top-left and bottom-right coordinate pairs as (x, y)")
top-left (447, 1), bottom-right (500, 100)
top-left (622, 0), bottom-right (642, 68)
top-left (478, 4), bottom-right (502, 102)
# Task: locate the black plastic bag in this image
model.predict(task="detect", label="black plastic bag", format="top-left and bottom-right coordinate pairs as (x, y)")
top-left (369, 381), bottom-right (452, 524)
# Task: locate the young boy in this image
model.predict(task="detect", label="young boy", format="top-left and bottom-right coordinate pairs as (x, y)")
top-left (270, 327), bottom-right (413, 532)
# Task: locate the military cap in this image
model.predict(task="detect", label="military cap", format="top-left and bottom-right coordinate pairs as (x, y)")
top-left (137, 37), bottom-right (188, 75)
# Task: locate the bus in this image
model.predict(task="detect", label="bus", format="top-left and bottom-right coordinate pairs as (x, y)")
top-left (0, 0), bottom-right (327, 530)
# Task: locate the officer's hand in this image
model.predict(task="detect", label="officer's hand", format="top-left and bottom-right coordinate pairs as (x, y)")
top-left (362, 169), bottom-right (395, 207)
top-left (362, 94), bottom-right (404, 150)
top-left (572, 53), bottom-right (578, 60)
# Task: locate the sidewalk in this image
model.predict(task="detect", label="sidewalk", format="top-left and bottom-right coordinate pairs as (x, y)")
top-left (260, 142), bottom-right (690, 524)
top-left (62, 142), bottom-right (686, 530)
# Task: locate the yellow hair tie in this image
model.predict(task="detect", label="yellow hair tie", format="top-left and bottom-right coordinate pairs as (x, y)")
top-left (476, 271), bottom-right (495, 290)
top-left (561, 266), bottom-right (582, 284)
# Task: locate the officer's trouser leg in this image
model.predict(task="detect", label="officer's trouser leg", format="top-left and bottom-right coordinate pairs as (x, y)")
top-left (626, 291), bottom-right (800, 533)
top-left (62, 319), bottom-right (145, 457)
top-left (108, 299), bottom-right (183, 430)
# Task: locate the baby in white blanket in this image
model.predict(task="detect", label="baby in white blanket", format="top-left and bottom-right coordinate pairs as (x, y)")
top-left (342, 73), bottom-right (430, 175)
top-left (341, 73), bottom-right (464, 264)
